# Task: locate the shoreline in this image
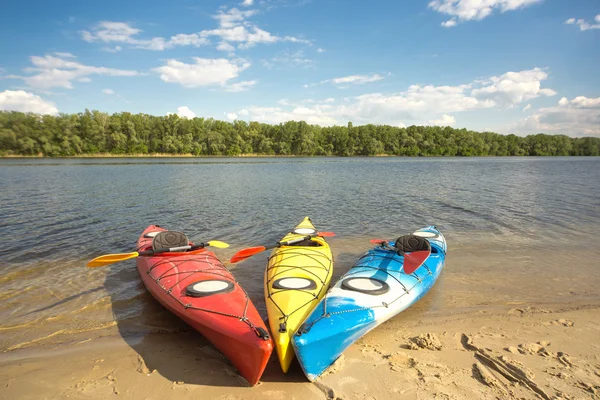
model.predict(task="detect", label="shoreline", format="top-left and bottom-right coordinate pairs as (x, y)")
top-left (2, 300), bottom-right (599, 399)
top-left (2, 154), bottom-right (600, 159)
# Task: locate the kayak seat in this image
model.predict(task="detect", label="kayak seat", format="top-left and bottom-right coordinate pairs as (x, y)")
top-left (394, 234), bottom-right (431, 253)
top-left (152, 231), bottom-right (189, 251)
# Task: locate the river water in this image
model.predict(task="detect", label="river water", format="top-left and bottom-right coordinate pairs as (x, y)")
top-left (1, 157), bottom-right (599, 353)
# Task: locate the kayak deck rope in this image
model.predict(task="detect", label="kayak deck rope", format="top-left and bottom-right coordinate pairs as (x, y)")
top-left (266, 249), bottom-right (333, 332)
top-left (297, 251), bottom-right (432, 334)
top-left (145, 252), bottom-right (269, 340)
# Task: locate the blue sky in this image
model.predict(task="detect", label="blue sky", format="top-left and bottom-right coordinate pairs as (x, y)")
top-left (0, 0), bottom-right (599, 136)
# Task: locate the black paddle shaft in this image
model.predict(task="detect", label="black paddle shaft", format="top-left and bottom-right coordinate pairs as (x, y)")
top-left (138, 242), bottom-right (207, 257)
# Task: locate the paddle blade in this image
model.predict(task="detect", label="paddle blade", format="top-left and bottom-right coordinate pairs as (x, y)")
top-left (230, 246), bottom-right (267, 263)
top-left (207, 240), bottom-right (229, 249)
top-left (87, 252), bottom-right (140, 268)
top-left (403, 250), bottom-right (431, 274)
top-left (317, 231), bottom-right (335, 237)
top-left (370, 239), bottom-right (388, 246)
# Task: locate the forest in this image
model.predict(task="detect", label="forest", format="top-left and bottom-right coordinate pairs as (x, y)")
top-left (0, 110), bottom-right (598, 157)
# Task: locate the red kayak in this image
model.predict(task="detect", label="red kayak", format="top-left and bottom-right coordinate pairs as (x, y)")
top-left (135, 225), bottom-right (273, 385)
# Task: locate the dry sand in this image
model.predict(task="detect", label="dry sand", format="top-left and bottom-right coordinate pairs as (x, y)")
top-left (2, 301), bottom-right (599, 400)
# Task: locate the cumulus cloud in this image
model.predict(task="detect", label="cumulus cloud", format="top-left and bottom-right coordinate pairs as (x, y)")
top-left (429, 114), bottom-right (456, 126)
top-left (515, 96), bottom-right (600, 136)
top-left (167, 106), bottom-right (197, 119)
top-left (225, 112), bottom-right (238, 120)
top-left (317, 48), bottom-right (325, 53)
top-left (241, 0), bottom-right (254, 6)
top-left (229, 67), bottom-right (555, 127)
top-left (5, 53), bottom-right (141, 90)
top-left (0, 90), bottom-right (58, 114)
top-left (565, 14), bottom-right (600, 31)
top-left (102, 88), bottom-right (115, 95)
top-left (81, 6), bottom-right (311, 53)
top-left (429, 0), bottom-right (542, 26)
top-left (153, 57), bottom-right (251, 89)
top-left (471, 68), bottom-right (556, 106)
top-left (523, 104), bottom-right (532, 111)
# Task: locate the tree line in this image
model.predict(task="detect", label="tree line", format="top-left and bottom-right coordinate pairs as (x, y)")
top-left (0, 110), bottom-right (598, 157)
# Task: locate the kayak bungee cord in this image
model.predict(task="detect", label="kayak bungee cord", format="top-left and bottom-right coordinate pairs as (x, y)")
top-left (297, 251), bottom-right (432, 335)
top-left (266, 249), bottom-right (333, 333)
top-left (146, 253), bottom-right (270, 340)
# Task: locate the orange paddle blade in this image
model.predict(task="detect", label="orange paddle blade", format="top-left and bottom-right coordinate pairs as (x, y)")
top-left (403, 250), bottom-right (431, 274)
top-left (370, 239), bottom-right (387, 245)
top-left (230, 246), bottom-right (267, 263)
top-left (317, 231), bottom-right (335, 237)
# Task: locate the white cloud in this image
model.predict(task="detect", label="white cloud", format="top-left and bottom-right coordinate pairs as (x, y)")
top-left (515, 96), bottom-right (600, 136)
top-left (231, 67), bottom-right (555, 127)
top-left (81, 6), bottom-right (311, 53)
top-left (102, 88), bottom-right (115, 95)
top-left (102, 46), bottom-right (122, 53)
top-left (331, 74), bottom-right (385, 85)
top-left (224, 80), bottom-right (257, 92)
top-left (53, 52), bottom-right (76, 58)
top-left (0, 90), bottom-right (58, 114)
top-left (470, 68), bottom-right (556, 106)
top-left (78, 77), bottom-right (92, 83)
top-left (523, 104), bottom-right (531, 111)
top-left (216, 42), bottom-right (236, 54)
top-left (81, 21), bottom-right (210, 51)
top-left (177, 106), bottom-right (196, 119)
top-left (306, 73), bottom-right (385, 88)
top-left (262, 50), bottom-right (314, 69)
top-left (429, 0), bottom-right (542, 25)
top-left (241, 0), bottom-right (254, 6)
top-left (564, 14), bottom-right (600, 31)
top-left (317, 48), bottom-right (325, 53)
top-left (169, 33), bottom-right (210, 47)
top-left (167, 106), bottom-right (197, 119)
top-left (225, 112), bottom-right (238, 120)
top-left (213, 8), bottom-right (258, 29)
top-left (153, 57), bottom-right (251, 88)
top-left (5, 53), bottom-right (141, 90)
top-left (239, 108), bottom-right (249, 116)
top-left (429, 114), bottom-right (456, 126)
top-left (441, 19), bottom-right (457, 28)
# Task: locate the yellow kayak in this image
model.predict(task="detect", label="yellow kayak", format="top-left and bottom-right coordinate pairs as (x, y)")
top-left (264, 216), bottom-right (334, 372)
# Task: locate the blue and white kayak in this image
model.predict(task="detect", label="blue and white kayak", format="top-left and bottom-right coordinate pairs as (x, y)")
top-left (292, 226), bottom-right (446, 381)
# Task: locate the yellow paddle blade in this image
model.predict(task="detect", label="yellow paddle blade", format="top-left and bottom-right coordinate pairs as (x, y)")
top-left (207, 240), bottom-right (229, 249)
top-left (87, 252), bottom-right (140, 268)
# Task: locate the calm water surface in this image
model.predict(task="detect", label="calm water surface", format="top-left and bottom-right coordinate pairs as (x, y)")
top-left (1, 157), bottom-right (599, 353)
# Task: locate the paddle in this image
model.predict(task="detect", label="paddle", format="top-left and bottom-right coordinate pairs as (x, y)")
top-left (369, 239), bottom-right (431, 274)
top-left (229, 232), bottom-right (335, 264)
top-left (87, 240), bottom-right (230, 268)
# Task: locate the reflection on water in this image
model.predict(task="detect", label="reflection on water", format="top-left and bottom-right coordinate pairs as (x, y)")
top-left (1, 157), bottom-right (599, 353)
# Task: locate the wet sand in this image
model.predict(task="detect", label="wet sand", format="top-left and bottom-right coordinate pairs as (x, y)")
top-left (2, 233), bottom-right (600, 399)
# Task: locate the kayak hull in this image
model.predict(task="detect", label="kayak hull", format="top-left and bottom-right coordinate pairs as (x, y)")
top-left (265, 217), bottom-right (334, 372)
top-left (292, 226), bottom-right (446, 381)
top-left (135, 225), bottom-right (273, 386)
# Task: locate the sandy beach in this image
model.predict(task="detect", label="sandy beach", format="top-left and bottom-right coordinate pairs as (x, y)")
top-left (2, 299), bottom-right (599, 400)
top-left (2, 234), bottom-right (600, 400)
